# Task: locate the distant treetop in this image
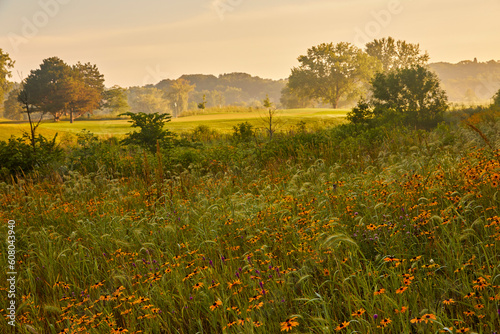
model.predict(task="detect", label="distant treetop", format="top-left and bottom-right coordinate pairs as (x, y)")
top-left (365, 37), bottom-right (429, 72)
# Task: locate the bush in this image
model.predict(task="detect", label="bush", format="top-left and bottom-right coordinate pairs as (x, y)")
top-left (67, 130), bottom-right (142, 176)
top-left (119, 112), bottom-right (175, 153)
top-left (0, 133), bottom-right (63, 178)
top-left (191, 125), bottom-right (219, 142)
top-left (370, 65), bottom-right (448, 128)
top-left (169, 147), bottom-right (203, 170)
top-left (67, 130), bottom-right (104, 173)
top-left (232, 122), bottom-right (254, 142)
top-left (346, 100), bottom-right (373, 125)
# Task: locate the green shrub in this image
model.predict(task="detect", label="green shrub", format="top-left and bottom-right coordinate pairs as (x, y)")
top-left (346, 100), bottom-right (373, 125)
top-left (169, 147), bottom-right (203, 170)
top-left (119, 112), bottom-right (175, 153)
top-left (0, 133), bottom-right (63, 178)
top-left (232, 122), bottom-right (254, 142)
top-left (191, 125), bottom-right (219, 142)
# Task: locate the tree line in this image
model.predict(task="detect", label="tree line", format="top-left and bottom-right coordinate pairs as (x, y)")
top-left (2, 38), bottom-right (500, 123)
top-left (0, 54), bottom-right (200, 121)
top-left (0, 55), bottom-right (118, 122)
top-left (156, 73), bottom-right (285, 109)
top-left (0, 53), bottom-right (287, 121)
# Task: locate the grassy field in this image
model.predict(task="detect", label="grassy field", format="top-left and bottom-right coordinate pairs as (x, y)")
top-left (0, 108), bottom-right (348, 141)
top-left (0, 109), bottom-right (499, 333)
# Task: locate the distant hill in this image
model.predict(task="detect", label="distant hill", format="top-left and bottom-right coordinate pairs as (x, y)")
top-left (155, 73), bottom-right (286, 109)
top-left (429, 59), bottom-right (500, 104)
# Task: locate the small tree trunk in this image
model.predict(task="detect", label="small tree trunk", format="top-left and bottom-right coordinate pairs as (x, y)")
top-left (70, 109), bottom-right (74, 123)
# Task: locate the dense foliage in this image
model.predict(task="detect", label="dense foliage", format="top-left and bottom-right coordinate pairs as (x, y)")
top-left (119, 112), bottom-right (175, 153)
top-left (20, 57), bottom-right (104, 122)
top-left (0, 133), bottom-right (62, 178)
top-left (365, 37), bottom-right (429, 72)
top-left (287, 42), bottom-right (379, 108)
top-left (156, 73), bottom-right (286, 110)
top-left (371, 65), bottom-right (448, 128)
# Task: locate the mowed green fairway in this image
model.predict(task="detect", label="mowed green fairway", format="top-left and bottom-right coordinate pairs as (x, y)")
top-left (0, 108), bottom-right (348, 141)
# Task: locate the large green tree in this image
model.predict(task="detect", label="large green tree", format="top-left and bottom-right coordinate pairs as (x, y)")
top-left (66, 62), bottom-right (105, 122)
top-left (19, 57), bottom-right (70, 121)
top-left (287, 42), bottom-right (380, 108)
top-left (371, 65), bottom-right (448, 127)
top-left (365, 37), bottom-right (429, 72)
top-left (0, 49), bottom-right (15, 113)
top-left (19, 57), bottom-right (104, 122)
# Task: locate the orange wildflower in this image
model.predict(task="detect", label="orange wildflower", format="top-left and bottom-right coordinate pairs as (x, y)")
top-left (227, 279), bottom-right (242, 289)
top-left (410, 317), bottom-right (422, 324)
top-left (192, 282), bottom-right (203, 290)
top-left (210, 300), bottom-right (222, 311)
top-left (396, 286), bottom-right (408, 294)
top-left (422, 313), bottom-right (436, 324)
top-left (379, 318), bottom-right (392, 327)
top-left (395, 306), bottom-right (408, 313)
top-left (280, 317), bottom-right (299, 332)
top-left (335, 321), bottom-right (350, 331)
top-left (351, 309), bottom-right (365, 317)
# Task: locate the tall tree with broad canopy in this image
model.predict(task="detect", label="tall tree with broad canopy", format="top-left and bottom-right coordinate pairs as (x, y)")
top-left (66, 62), bottom-right (105, 122)
top-left (371, 65), bottom-right (448, 127)
top-left (19, 57), bottom-right (104, 122)
top-left (365, 37), bottom-right (430, 72)
top-left (19, 57), bottom-right (70, 121)
top-left (287, 42), bottom-right (380, 108)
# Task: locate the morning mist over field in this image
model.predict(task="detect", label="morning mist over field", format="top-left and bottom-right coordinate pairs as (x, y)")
top-left (1, 0), bottom-right (499, 87)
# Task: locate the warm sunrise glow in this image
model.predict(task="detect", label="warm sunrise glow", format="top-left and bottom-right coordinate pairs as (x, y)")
top-left (1, 0), bottom-right (499, 87)
top-left (1, 3), bottom-right (500, 334)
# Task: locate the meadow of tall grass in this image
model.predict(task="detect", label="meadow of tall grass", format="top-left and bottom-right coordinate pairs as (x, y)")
top-left (0, 109), bottom-right (499, 333)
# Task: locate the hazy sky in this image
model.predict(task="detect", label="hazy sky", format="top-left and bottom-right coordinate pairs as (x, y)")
top-left (1, 0), bottom-right (499, 87)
